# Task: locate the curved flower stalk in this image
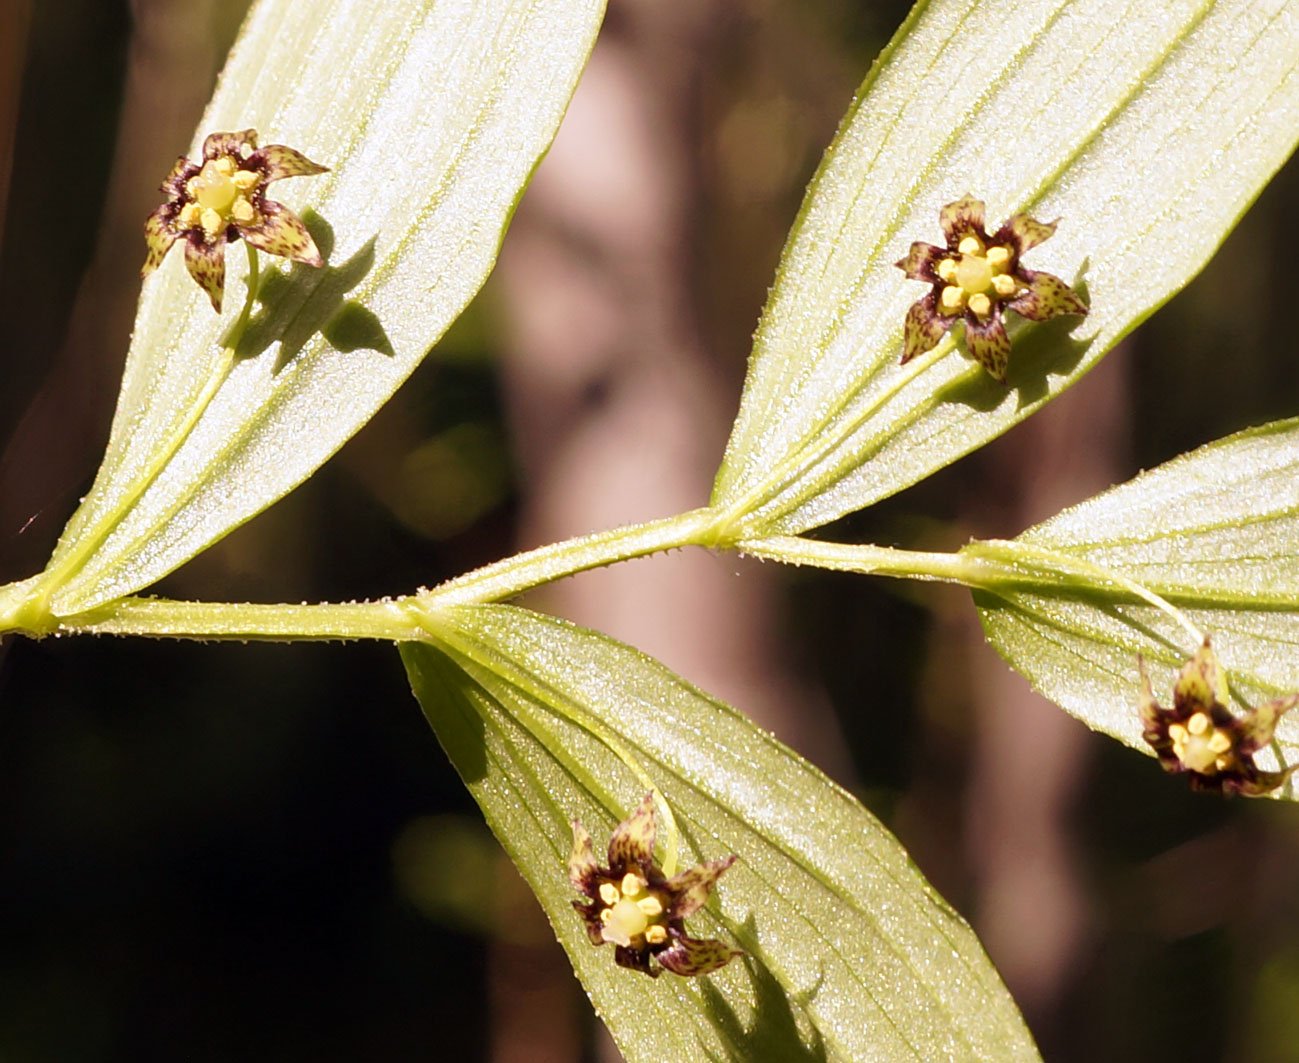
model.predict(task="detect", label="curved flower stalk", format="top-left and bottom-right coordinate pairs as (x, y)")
top-left (896, 194), bottom-right (1087, 382)
top-left (142, 129), bottom-right (328, 312)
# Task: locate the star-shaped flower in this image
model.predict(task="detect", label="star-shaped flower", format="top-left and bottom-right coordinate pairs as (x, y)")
top-left (895, 194), bottom-right (1087, 382)
top-left (142, 129), bottom-right (328, 312)
top-left (1139, 638), bottom-right (1299, 796)
top-left (568, 794), bottom-right (741, 977)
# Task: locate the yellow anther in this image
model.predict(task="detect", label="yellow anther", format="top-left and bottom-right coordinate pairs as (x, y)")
top-left (957, 235), bottom-right (982, 255)
top-left (620, 872), bottom-right (645, 897)
top-left (214, 156), bottom-right (235, 176)
top-left (1215, 756), bottom-right (1230, 771)
top-left (179, 203), bottom-right (201, 228)
top-left (1169, 723), bottom-right (1188, 742)
top-left (200, 208), bottom-right (224, 236)
top-left (598, 882), bottom-right (620, 906)
top-left (992, 274), bottom-right (1018, 297)
top-left (986, 246), bottom-right (1011, 269)
top-left (600, 908), bottom-right (614, 924)
top-left (937, 258), bottom-right (958, 282)
top-left (1188, 713), bottom-right (1210, 736)
top-left (636, 896), bottom-right (663, 917)
top-left (968, 293), bottom-right (992, 318)
top-left (939, 285), bottom-right (965, 314)
top-left (231, 199), bottom-right (255, 224)
top-left (234, 170), bottom-right (260, 191)
top-left (1208, 731), bottom-right (1232, 754)
top-left (645, 925), bottom-right (668, 945)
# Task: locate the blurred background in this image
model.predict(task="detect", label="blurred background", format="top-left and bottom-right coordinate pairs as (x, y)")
top-left (2, 0), bottom-right (1299, 1060)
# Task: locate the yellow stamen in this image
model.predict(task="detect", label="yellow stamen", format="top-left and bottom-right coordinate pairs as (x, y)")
top-left (986, 246), bottom-right (1011, 269)
top-left (645, 925), bottom-right (668, 945)
top-left (1188, 713), bottom-right (1210, 736)
top-left (620, 872), bottom-right (645, 897)
top-left (1169, 724), bottom-right (1188, 742)
top-left (957, 235), bottom-right (982, 255)
top-left (598, 882), bottom-right (620, 906)
top-left (600, 908), bottom-right (614, 924)
top-left (992, 274), bottom-right (1018, 297)
top-left (214, 156), bottom-right (235, 176)
top-left (636, 896), bottom-right (663, 917)
top-left (200, 208), bottom-right (224, 236)
top-left (231, 199), bottom-right (255, 224)
top-left (939, 286), bottom-right (965, 314)
top-left (234, 169), bottom-right (260, 191)
top-left (1208, 731), bottom-right (1231, 754)
top-left (937, 258), bottom-right (957, 282)
top-left (1216, 756), bottom-right (1230, 771)
top-left (968, 293), bottom-right (992, 318)
top-left (178, 203), bottom-right (201, 228)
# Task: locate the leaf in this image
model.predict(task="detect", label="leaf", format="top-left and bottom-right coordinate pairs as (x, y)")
top-left (970, 417), bottom-right (1299, 790)
top-left (712, 0), bottom-right (1299, 538)
top-left (39, 0), bottom-right (605, 614)
top-left (402, 604), bottom-right (1040, 1063)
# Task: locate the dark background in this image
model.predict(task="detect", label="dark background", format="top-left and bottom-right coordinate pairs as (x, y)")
top-left (2, 1), bottom-right (1299, 1060)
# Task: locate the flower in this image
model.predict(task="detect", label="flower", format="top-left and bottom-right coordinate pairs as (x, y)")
top-left (142, 129), bottom-right (328, 312)
top-left (1139, 638), bottom-right (1299, 796)
top-left (895, 194), bottom-right (1087, 382)
top-left (568, 794), bottom-right (741, 977)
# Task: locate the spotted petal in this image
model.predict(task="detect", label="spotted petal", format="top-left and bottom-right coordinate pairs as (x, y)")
top-left (938, 194), bottom-right (986, 246)
top-left (1173, 639), bottom-right (1226, 714)
top-left (901, 293), bottom-right (948, 364)
top-left (1006, 269), bottom-right (1087, 322)
top-left (142, 204), bottom-right (179, 277)
top-left (240, 200), bottom-right (323, 266)
top-left (258, 143), bottom-right (329, 183)
top-left (159, 155), bottom-right (195, 198)
top-left (997, 213), bottom-right (1057, 254)
top-left (1238, 693), bottom-right (1299, 755)
top-left (202, 129), bottom-right (259, 161)
top-left (656, 933), bottom-right (742, 977)
top-left (568, 819), bottom-right (599, 892)
top-left (665, 855), bottom-right (737, 921)
top-left (964, 314), bottom-right (1011, 383)
top-left (895, 241), bottom-right (946, 282)
top-left (182, 237), bottom-right (226, 313)
top-left (606, 793), bottom-right (656, 875)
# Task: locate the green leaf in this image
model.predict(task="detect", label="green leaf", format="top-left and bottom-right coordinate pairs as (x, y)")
top-left (712, 0), bottom-right (1299, 538)
top-left (971, 417), bottom-right (1299, 790)
top-left (39, 0), bottom-right (604, 615)
top-left (402, 604), bottom-right (1040, 1063)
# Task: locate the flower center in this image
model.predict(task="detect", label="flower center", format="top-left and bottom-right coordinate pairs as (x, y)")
top-left (181, 156), bottom-right (262, 240)
top-left (1168, 711), bottom-right (1233, 774)
top-left (596, 871), bottom-right (668, 948)
top-left (936, 240), bottom-right (1019, 319)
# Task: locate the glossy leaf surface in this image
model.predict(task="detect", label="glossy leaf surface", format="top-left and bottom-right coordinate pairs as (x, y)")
top-left (403, 604), bottom-right (1041, 1062)
top-left (713, 0), bottom-right (1299, 537)
top-left (43, 0), bottom-right (604, 613)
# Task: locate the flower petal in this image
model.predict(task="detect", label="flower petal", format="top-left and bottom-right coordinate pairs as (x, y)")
top-left (203, 129), bottom-right (259, 162)
top-left (665, 855), bottom-right (737, 921)
top-left (901, 293), bottom-right (948, 364)
top-left (1237, 693), bottom-right (1299, 756)
top-left (239, 200), bottom-right (324, 266)
top-left (568, 820), bottom-right (599, 892)
top-left (159, 156), bottom-right (196, 197)
top-left (571, 900), bottom-right (607, 946)
top-left (607, 793), bottom-right (656, 875)
top-left (939, 194), bottom-right (987, 247)
top-left (964, 313), bottom-right (1011, 383)
top-left (655, 933), bottom-right (742, 977)
top-left (142, 204), bottom-right (179, 277)
top-left (614, 944), bottom-right (658, 977)
top-left (1173, 638), bottom-right (1225, 715)
top-left (895, 241), bottom-right (946, 282)
top-left (183, 235), bottom-right (226, 313)
top-left (1005, 269), bottom-right (1087, 322)
top-left (257, 144), bottom-right (329, 183)
top-left (996, 213), bottom-right (1057, 254)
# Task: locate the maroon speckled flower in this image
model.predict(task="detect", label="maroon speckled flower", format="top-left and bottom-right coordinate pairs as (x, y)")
top-left (1139, 639), bottom-right (1299, 796)
top-left (142, 129), bottom-right (328, 312)
top-left (895, 194), bottom-right (1087, 382)
top-left (569, 794), bottom-right (740, 978)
